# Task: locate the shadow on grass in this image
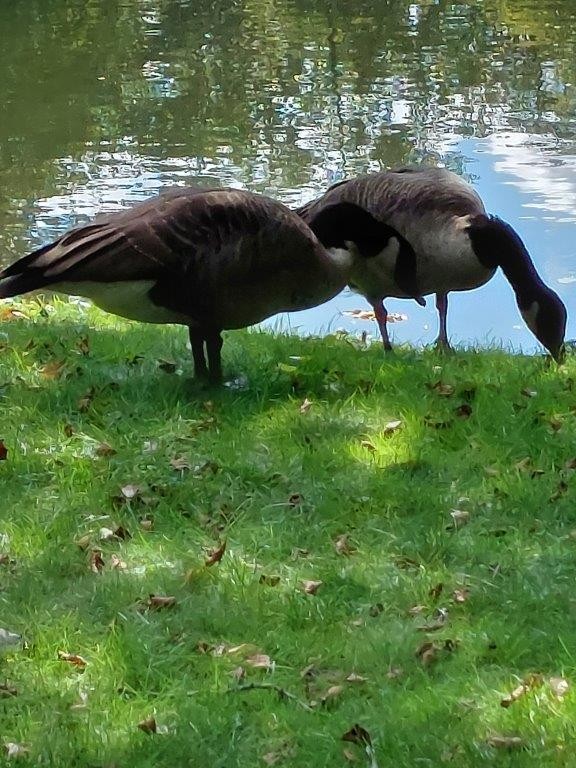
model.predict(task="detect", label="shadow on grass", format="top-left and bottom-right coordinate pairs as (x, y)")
top-left (1, 309), bottom-right (575, 766)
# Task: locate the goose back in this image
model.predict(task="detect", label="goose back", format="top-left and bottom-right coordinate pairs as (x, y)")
top-left (0, 188), bottom-right (349, 331)
top-left (298, 167), bottom-right (493, 299)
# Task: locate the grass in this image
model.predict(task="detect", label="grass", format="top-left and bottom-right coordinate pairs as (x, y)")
top-left (0, 296), bottom-right (575, 767)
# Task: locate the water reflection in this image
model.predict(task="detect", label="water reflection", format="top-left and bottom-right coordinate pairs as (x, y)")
top-left (0, 0), bottom-right (575, 351)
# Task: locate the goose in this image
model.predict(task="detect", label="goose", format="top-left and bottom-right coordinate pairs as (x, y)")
top-left (0, 186), bottom-right (405, 382)
top-left (297, 167), bottom-right (567, 361)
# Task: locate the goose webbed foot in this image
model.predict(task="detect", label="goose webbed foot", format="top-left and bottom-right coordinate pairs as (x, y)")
top-left (189, 326), bottom-right (224, 384)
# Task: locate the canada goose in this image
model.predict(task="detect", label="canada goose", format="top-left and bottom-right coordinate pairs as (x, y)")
top-left (298, 167), bottom-right (567, 361)
top-left (0, 186), bottom-right (404, 382)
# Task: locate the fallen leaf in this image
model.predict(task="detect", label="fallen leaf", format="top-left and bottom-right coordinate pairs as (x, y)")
top-left (565, 458), bottom-right (576, 470)
top-left (360, 439), bottom-right (377, 453)
top-left (246, 653), bottom-right (272, 669)
top-left (369, 602), bottom-right (384, 617)
top-left (549, 676), bottom-right (569, 699)
top-left (63, 423), bottom-right (74, 438)
top-left (300, 398), bottom-right (313, 414)
top-left (418, 609), bottom-right (449, 632)
top-left (453, 587), bottom-right (470, 603)
top-left (0, 441), bottom-right (7, 461)
top-left (0, 683), bottom-right (17, 698)
top-left (259, 574), bottom-right (280, 586)
top-left (321, 684), bottom-right (343, 705)
top-left (424, 415), bottom-right (453, 429)
top-left (4, 742), bottom-right (29, 759)
top-left (40, 359), bottom-right (66, 380)
top-left (449, 509), bottom-right (470, 528)
top-left (89, 550), bottom-right (105, 574)
top-left (231, 666), bottom-right (245, 682)
top-left (346, 673), bottom-right (367, 683)
top-left (95, 442), bottom-right (116, 457)
top-left (77, 388), bottom-right (96, 412)
top-left (501, 675), bottom-right (543, 708)
top-left (170, 456), bottom-right (192, 471)
top-left (76, 335), bottom-right (90, 355)
top-left (334, 534), bottom-right (356, 556)
top-left (408, 605), bottom-right (426, 616)
top-left (386, 666), bottom-right (403, 679)
top-left (205, 540), bottom-right (226, 567)
top-left (110, 554), bottom-right (127, 570)
top-left (291, 547), bottom-right (309, 559)
top-left (486, 735), bottom-right (523, 749)
top-left (99, 527), bottom-right (117, 542)
top-left (137, 716), bottom-right (157, 734)
top-left (301, 580), bottom-right (323, 595)
top-left (521, 388), bottom-right (537, 398)
top-left (455, 403), bottom-right (472, 419)
top-left (0, 307), bottom-right (28, 321)
top-left (342, 724), bottom-right (372, 747)
top-left (416, 641), bottom-right (439, 666)
top-left (75, 534), bottom-right (92, 550)
top-left (120, 484), bottom-right (142, 500)
top-left (429, 582), bottom-right (443, 600)
top-left (57, 651), bottom-right (88, 669)
top-left (551, 481), bottom-right (568, 502)
top-left (288, 493), bottom-right (303, 507)
top-left (428, 381), bottom-right (455, 397)
top-left (139, 517), bottom-right (154, 531)
top-left (158, 359), bottom-right (177, 373)
top-left (146, 595), bottom-right (177, 610)
top-left (383, 419), bottom-right (402, 435)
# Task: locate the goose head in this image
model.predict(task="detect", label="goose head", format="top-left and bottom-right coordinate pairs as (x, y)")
top-left (519, 287), bottom-right (567, 362)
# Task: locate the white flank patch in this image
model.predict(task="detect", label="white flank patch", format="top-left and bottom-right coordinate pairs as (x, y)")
top-left (52, 281), bottom-right (189, 324)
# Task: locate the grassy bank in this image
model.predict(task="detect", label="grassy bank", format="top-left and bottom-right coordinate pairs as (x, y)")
top-left (0, 298), bottom-right (575, 767)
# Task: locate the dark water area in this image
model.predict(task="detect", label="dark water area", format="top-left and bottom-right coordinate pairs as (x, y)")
top-left (1, 0), bottom-right (576, 352)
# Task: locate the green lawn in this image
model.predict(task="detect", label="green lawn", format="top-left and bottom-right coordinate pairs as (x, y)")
top-left (0, 298), bottom-right (575, 767)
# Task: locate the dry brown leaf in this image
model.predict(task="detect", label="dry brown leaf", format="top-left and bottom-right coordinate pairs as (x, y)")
top-left (63, 423), bottom-right (74, 438)
top-left (231, 666), bottom-right (245, 682)
top-left (428, 381), bottom-right (455, 397)
top-left (205, 540), bottom-right (226, 567)
top-left (453, 587), bottom-right (470, 603)
top-left (170, 456), bottom-right (192, 471)
top-left (4, 742), bottom-right (29, 760)
top-left (416, 641), bottom-right (439, 666)
top-left (288, 493), bottom-right (303, 507)
top-left (120, 484), bottom-right (142, 500)
top-left (321, 684), bottom-right (343, 704)
top-left (360, 439), bottom-right (377, 453)
top-left (110, 554), bottom-right (127, 570)
top-left (521, 388), bottom-right (537, 398)
top-left (449, 509), bottom-right (470, 528)
top-left (386, 666), bottom-right (403, 679)
top-left (501, 675), bottom-right (543, 708)
top-left (58, 651), bottom-right (88, 669)
top-left (89, 550), bottom-right (105, 574)
top-left (245, 653), bottom-right (272, 669)
top-left (301, 580), bottom-right (323, 595)
top-left (342, 724), bottom-right (372, 747)
top-left (0, 683), bottom-right (17, 698)
top-left (0, 441), bottom-right (7, 461)
top-left (369, 602), bottom-right (384, 617)
top-left (40, 359), bottom-right (66, 380)
top-left (137, 716), bottom-right (157, 734)
top-left (95, 442), bottom-right (116, 457)
top-left (75, 534), bottom-right (92, 551)
top-left (334, 534), bottom-right (356, 556)
top-left (486, 735), bottom-right (523, 749)
top-left (429, 582), bottom-right (443, 600)
top-left (158, 359), bottom-right (177, 373)
top-left (383, 419), bottom-right (402, 436)
top-left (300, 398), bottom-right (313, 414)
top-left (549, 676), bottom-right (569, 699)
top-left (0, 307), bottom-right (28, 321)
top-left (259, 574), bottom-right (280, 586)
top-left (408, 604), bottom-right (426, 616)
top-left (76, 335), bottom-right (90, 355)
top-left (77, 388), bottom-right (96, 412)
top-left (139, 517), bottom-right (154, 531)
top-left (346, 673), bottom-right (367, 683)
top-left (455, 403), bottom-right (472, 419)
top-left (146, 595), bottom-right (177, 610)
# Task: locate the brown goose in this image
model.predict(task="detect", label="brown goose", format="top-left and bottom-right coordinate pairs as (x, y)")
top-left (298, 167), bottom-right (567, 361)
top-left (0, 186), bottom-right (403, 381)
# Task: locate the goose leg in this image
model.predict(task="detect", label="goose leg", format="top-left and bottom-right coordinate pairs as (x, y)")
top-left (373, 301), bottom-right (393, 351)
top-left (434, 292), bottom-right (452, 351)
top-left (205, 330), bottom-right (224, 383)
top-left (188, 326), bottom-right (209, 379)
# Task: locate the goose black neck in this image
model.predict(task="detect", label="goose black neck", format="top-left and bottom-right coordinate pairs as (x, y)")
top-left (468, 214), bottom-right (545, 306)
top-left (305, 202), bottom-right (391, 259)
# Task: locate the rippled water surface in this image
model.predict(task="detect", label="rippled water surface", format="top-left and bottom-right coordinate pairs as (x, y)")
top-left (1, 0), bottom-right (576, 351)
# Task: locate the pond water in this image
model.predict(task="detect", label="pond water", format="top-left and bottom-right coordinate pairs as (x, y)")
top-left (1, 0), bottom-right (575, 353)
